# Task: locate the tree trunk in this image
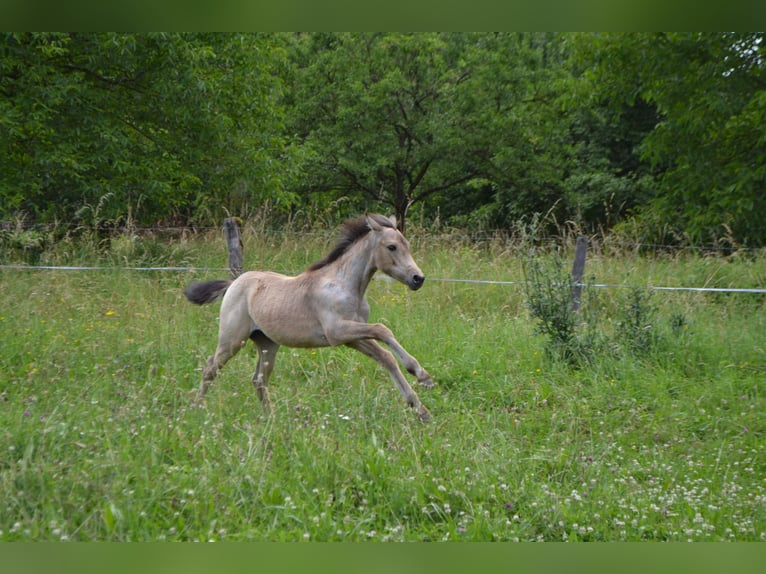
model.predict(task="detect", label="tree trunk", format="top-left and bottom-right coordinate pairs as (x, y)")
top-left (391, 185), bottom-right (409, 233)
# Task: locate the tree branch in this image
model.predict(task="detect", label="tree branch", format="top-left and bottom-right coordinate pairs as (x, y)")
top-left (407, 159), bottom-right (431, 191)
top-left (410, 172), bottom-right (479, 204)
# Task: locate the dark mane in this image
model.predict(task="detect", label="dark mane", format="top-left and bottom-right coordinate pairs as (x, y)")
top-left (307, 214), bottom-right (394, 271)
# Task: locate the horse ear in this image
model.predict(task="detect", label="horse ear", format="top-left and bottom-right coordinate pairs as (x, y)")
top-left (366, 214), bottom-right (387, 231)
top-left (366, 214), bottom-right (380, 231)
top-left (366, 213), bottom-right (397, 231)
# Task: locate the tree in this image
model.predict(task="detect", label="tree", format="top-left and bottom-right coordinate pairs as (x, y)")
top-left (573, 32), bottom-right (766, 245)
top-left (563, 73), bottom-right (660, 231)
top-left (469, 33), bottom-right (575, 229)
top-left (286, 33), bottom-right (505, 232)
top-left (0, 33), bottom-right (290, 226)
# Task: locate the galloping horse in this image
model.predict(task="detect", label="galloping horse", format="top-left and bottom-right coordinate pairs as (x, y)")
top-left (184, 214), bottom-right (434, 422)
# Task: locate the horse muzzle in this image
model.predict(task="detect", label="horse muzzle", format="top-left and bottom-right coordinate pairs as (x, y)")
top-left (409, 274), bottom-right (425, 291)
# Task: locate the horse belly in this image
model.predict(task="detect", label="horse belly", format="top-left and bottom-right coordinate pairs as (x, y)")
top-left (257, 313), bottom-right (328, 348)
top-left (245, 274), bottom-right (329, 348)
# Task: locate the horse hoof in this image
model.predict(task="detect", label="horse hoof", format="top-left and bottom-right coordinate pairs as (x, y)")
top-left (417, 406), bottom-right (432, 423)
top-left (420, 378), bottom-right (435, 389)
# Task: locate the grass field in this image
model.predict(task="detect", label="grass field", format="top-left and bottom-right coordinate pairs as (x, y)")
top-left (1, 226), bottom-right (764, 541)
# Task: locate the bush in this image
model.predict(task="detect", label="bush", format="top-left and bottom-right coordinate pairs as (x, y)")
top-left (522, 254), bottom-right (676, 367)
top-left (522, 255), bottom-right (603, 365)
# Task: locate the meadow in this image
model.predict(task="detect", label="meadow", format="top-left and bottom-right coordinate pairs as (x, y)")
top-left (0, 223), bottom-right (764, 541)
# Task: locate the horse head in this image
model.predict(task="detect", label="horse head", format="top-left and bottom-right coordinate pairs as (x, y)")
top-left (368, 215), bottom-right (425, 291)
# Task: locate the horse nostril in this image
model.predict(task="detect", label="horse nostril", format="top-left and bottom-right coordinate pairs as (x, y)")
top-left (413, 274), bottom-right (425, 286)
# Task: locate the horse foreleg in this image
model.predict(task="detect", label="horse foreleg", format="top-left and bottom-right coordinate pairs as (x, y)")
top-left (250, 331), bottom-right (280, 416)
top-left (346, 340), bottom-right (431, 422)
top-left (327, 320), bottom-right (434, 388)
top-left (383, 335), bottom-right (434, 389)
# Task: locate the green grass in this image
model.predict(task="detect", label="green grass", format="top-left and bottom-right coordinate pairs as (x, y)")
top-left (0, 230), bottom-right (764, 541)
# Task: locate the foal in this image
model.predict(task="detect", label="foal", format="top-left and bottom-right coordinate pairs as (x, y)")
top-left (185, 214), bottom-right (434, 422)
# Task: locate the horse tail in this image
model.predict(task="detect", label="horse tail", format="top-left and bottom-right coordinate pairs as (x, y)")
top-left (184, 279), bottom-right (232, 305)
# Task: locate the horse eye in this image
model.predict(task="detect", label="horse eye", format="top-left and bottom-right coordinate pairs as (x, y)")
top-left (387, 244), bottom-right (397, 252)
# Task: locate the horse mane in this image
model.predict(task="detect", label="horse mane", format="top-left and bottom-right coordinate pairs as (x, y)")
top-left (307, 213), bottom-right (395, 271)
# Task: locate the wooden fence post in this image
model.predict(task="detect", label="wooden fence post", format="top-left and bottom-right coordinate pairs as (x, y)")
top-left (570, 236), bottom-right (587, 312)
top-left (224, 217), bottom-right (243, 279)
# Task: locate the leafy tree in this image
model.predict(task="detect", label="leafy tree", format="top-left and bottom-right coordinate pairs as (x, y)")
top-left (6, 32), bottom-right (764, 248)
top-left (573, 32), bottom-right (766, 245)
top-left (286, 33), bottom-right (583, 233)
top-left (471, 33), bottom-right (574, 229)
top-left (563, 90), bottom-right (660, 231)
top-left (286, 33), bottom-right (506, 232)
top-left (0, 33), bottom-right (289, 227)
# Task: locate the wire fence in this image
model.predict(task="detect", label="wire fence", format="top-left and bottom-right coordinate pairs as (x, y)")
top-left (1, 263), bottom-right (764, 294)
top-left (2, 219), bottom-right (765, 294)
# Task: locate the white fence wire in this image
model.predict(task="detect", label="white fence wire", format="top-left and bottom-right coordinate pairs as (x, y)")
top-left (1, 263), bottom-right (764, 294)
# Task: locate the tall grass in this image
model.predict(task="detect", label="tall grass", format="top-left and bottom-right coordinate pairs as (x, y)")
top-left (0, 225), bottom-right (764, 541)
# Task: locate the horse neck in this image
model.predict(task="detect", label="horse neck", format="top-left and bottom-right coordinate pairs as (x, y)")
top-left (326, 234), bottom-right (377, 296)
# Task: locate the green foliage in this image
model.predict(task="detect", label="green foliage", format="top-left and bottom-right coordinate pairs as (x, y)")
top-left (0, 33), bottom-right (290, 226)
top-left (522, 254), bottom-right (610, 365)
top-left (0, 219), bottom-right (48, 264)
top-left (562, 91), bottom-right (660, 231)
top-left (285, 33), bottom-right (575, 232)
top-left (572, 32), bottom-right (766, 246)
top-left (286, 33), bottom-right (488, 230)
top-left (523, 256), bottom-right (581, 362)
top-left (522, 253), bottom-right (685, 366)
top-left (615, 287), bottom-right (659, 355)
top-left (3, 33), bottom-right (766, 246)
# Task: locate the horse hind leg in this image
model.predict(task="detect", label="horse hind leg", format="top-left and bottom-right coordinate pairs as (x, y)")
top-left (250, 330), bottom-right (280, 416)
top-left (195, 341), bottom-right (245, 403)
top-left (195, 315), bottom-right (253, 404)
